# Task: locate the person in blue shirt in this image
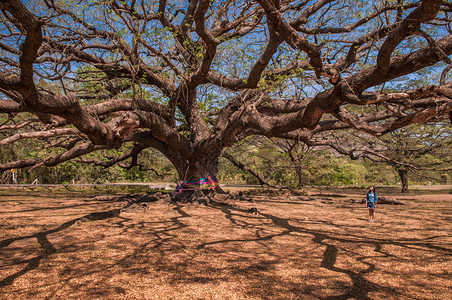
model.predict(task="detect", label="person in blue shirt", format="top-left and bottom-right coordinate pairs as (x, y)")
top-left (366, 186), bottom-right (377, 222)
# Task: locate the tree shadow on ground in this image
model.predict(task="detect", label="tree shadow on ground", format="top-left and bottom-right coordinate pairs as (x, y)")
top-left (1, 193), bottom-right (450, 299)
top-left (206, 200), bottom-right (450, 299)
top-left (0, 209), bottom-right (120, 288)
top-left (0, 193), bottom-right (194, 299)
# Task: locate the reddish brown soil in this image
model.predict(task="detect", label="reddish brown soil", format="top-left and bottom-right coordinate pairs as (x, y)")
top-left (0, 188), bottom-right (451, 299)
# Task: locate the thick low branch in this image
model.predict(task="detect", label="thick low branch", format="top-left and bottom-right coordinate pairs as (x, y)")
top-left (80, 143), bottom-right (145, 168)
top-left (302, 33), bottom-right (452, 129)
top-left (0, 128), bottom-right (81, 147)
top-left (0, 141), bottom-right (106, 171)
top-left (0, 99), bottom-right (21, 113)
top-left (32, 142), bottom-right (108, 169)
top-left (115, 111), bottom-right (192, 157)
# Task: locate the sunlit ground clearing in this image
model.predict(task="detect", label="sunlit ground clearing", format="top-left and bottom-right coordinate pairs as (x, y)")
top-left (0, 190), bottom-right (451, 299)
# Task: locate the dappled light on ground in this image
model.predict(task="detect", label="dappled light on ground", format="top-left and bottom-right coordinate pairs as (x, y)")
top-left (0, 190), bottom-right (451, 299)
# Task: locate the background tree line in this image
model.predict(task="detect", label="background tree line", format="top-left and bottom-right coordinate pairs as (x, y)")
top-left (2, 119), bottom-right (451, 190)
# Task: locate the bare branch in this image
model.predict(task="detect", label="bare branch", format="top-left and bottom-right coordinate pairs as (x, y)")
top-left (0, 128), bottom-right (81, 147)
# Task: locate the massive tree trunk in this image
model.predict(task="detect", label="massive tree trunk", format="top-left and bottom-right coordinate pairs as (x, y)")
top-left (398, 169), bottom-right (409, 193)
top-left (167, 147), bottom-right (223, 202)
top-left (174, 153), bottom-right (220, 182)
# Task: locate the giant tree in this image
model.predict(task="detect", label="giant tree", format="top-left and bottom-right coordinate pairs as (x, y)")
top-left (1, 0), bottom-right (452, 199)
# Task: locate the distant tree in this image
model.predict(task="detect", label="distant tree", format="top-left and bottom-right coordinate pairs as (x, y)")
top-left (222, 136), bottom-right (314, 190)
top-left (1, 0), bottom-right (452, 200)
top-left (315, 122), bottom-right (452, 192)
top-left (223, 136), bottom-right (330, 189)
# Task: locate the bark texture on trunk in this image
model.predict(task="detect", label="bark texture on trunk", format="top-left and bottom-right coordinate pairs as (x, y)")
top-left (174, 152), bottom-right (220, 181)
top-left (295, 165), bottom-right (304, 190)
top-left (398, 169), bottom-right (409, 193)
top-left (171, 150), bottom-right (223, 202)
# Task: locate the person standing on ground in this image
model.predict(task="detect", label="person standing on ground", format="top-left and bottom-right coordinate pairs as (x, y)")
top-left (366, 186), bottom-right (378, 222)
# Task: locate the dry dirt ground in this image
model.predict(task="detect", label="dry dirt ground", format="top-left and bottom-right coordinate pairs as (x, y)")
top-left (0, 187), bottom-right (451, 299)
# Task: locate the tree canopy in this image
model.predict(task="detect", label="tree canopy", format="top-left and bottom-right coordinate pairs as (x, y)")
top-left (1, 0), bottom-right (452, 193)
